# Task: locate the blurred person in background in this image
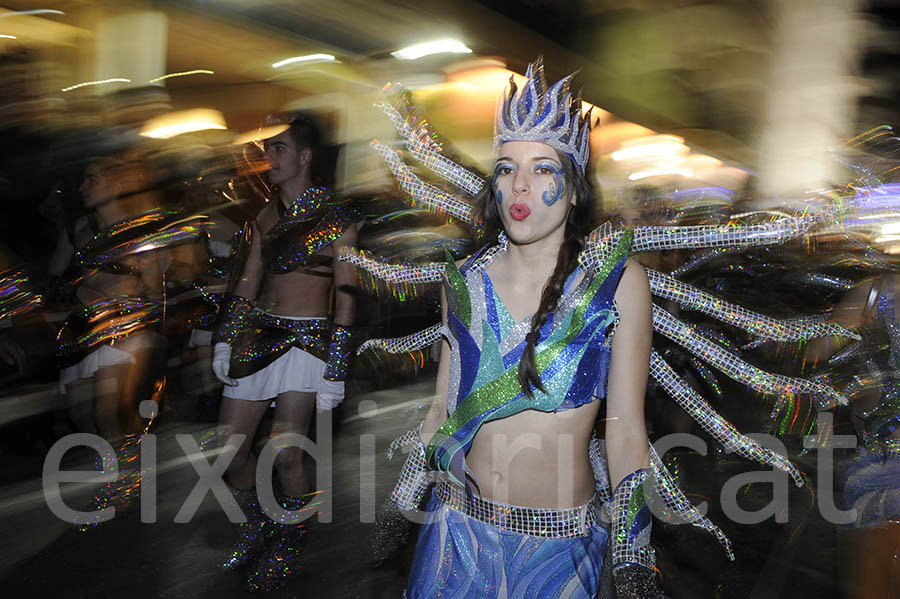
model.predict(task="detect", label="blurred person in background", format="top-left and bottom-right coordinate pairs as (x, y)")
top-left (805, 274), bottom-right (900, 599)
top-left (210, 112), bottom-right (357, 591)
top-left (49, 150), bottom-right (165, 525)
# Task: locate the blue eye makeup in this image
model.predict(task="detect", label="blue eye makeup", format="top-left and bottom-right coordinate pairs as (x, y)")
top-left (538, 162), bottom-right (566, 206)
top-left (494, 163), bottom-right (514, 177)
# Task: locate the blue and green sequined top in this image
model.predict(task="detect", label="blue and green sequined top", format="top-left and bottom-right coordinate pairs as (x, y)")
top-left (427, 231), bottom-right (633, 479)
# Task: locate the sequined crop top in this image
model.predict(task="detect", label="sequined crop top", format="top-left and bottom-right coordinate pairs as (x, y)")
top-left (426, 232), bottom-right (631, 477)
top-left (261, 187), bottom-right (350, 274)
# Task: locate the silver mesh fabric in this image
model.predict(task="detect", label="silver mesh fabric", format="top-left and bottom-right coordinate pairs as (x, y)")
top-left (371, 140), bottom-right (475, 225)
top-left (649, 349), bottom-right (803, 485)
top-left (338, 249), bottom-right (446, 285)
top-left (374, 92), bottom-right (485, 197)
top-left (387, 424), bottom-right (430, 511)
top-left (652, 304), bottom-right (847, 409)
top-left (357, 324), bottom-right (445, 355)
top-left (434, 482), bottom-right (602, 539)
top-left (647, 269), bottom-right (859, 342)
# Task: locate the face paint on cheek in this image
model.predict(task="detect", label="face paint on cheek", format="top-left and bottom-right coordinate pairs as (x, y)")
top-left (492, 179), bottom-right (503, 206)
top-left (540, 165), bottom-right (566, 206)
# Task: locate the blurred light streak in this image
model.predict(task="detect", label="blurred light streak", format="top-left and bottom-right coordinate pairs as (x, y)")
top-left (881, 222), bottom-right (900, 236)
top-left (0, 34), bottom-right (16, 39)
top-left (232, 124), bottom-right (290, 146)
top-left (140, 108), bottom-right (226, 139)
top-left (149, 69), bottom-right (214, 83)
top-left (668, 187), bottom-right (734, 202)
top-left (272, 54), bottom-right (335, 68)
top-left (611, 135), bottom-right (688, 162)
top-left (628, 167), bottom-right (693, 181)
top-left (392, 39), bottom-right (472, 60)
top-left (686, 155), bottom-right (723, 169)
top-left (61, 77), bottom-right (131, 92)
top-left (0, 9), bottom-right (64, 18)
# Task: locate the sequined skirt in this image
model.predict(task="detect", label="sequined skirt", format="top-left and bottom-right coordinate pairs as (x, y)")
top-left (406, 490), bottom-right (609, 599)
top-left (229, 310), bottom-right (329, 379)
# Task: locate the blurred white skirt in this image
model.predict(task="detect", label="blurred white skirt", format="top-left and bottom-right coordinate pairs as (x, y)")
top-left (59, 333), bottom-right (156, 393)
top-left (223, 346), bottom-right (324, 401)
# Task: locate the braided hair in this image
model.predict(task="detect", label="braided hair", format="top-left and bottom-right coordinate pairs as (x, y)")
top-left (476, 152), bottom-right (597, 396)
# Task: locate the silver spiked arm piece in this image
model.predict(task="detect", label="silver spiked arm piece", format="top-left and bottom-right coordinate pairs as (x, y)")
top-left (387, 423), bottom-right (431, 511)
top-left (647, 443), bottom-right (734, 558)
top-left (374, 88), bottom-right (485, 197)
top-left (608, 467), bottom-right (671, 598)
top-left (370, 139), bottom-right (476, 225)
top-left (646, 269), bottom-right (860, 343)
top-left (649, 349), bottom-right (803, 485)
top-left (338, 248), bottom-right (447, 285)
top-left (651, 304), bottom-right (847, 409)
top-left (357, 324), bottom-right (446, 356)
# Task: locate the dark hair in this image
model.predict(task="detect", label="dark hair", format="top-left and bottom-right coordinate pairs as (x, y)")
top-left (265, 111), bottom-right (321, 153)
top-left (476, 152), bottom-right (597, 396)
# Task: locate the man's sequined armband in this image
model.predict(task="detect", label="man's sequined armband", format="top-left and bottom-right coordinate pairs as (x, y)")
top-left (323, 324), bottom-right (353, 381)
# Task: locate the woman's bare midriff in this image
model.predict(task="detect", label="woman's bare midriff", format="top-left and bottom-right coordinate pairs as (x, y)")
top-left (465, 400), bottom-right (602, 509)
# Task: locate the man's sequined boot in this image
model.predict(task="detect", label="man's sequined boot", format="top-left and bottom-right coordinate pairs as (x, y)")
top-left (245, 493), bottom-right (316, 592)
top-left (222, 486), bottom-right (271, 570)
top-left (73, 434), bottom-right (142, 531)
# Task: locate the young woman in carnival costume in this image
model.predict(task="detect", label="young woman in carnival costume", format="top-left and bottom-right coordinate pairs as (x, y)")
top-left (342, 59), bottom-right (860, 597)
top-left (209, 112), bottom-right (358, 591)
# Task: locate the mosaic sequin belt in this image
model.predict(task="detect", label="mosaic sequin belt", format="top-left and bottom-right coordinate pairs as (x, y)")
top-left (863, 437), bottom-right (900, 461)
top-left (250, 310), bottom-right (329, 335)
top-left (434, 481), bottom-right (603, 539)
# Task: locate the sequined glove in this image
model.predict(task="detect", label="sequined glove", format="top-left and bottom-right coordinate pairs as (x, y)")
top-left (608, 468), bottom-right (669, 599)
top-left (212, 342), bottom-right (236, 386)
top-left (371, 423), bottom-right (429, 567)
top-left (613, 564), bottom-right (670, 599)
top-left (387, 423), bottom-right (430, 511)
top-left (316, 378), bottom-right (344, 410)
top-left (323, 324), bottom-right (353, 382)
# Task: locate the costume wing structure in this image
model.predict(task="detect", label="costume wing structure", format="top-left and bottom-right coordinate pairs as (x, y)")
top-left (342, 85), bottom-right (486, 302)
top-left (346, 214), bottom-right (859, 558)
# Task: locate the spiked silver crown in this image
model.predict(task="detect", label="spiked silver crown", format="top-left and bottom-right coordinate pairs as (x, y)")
top-left (493, 58), bottom-right (592, 173)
